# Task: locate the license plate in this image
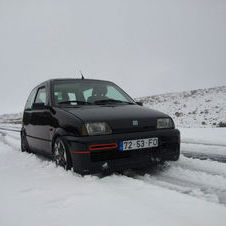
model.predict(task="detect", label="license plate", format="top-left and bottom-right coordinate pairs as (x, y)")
top-left (119, 137), bottom-right (158, 151)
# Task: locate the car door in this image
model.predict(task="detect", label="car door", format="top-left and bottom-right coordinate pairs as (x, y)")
top-left (29, 85), bottom-right (52, 154)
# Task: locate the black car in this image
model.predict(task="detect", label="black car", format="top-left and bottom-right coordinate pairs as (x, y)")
top-left (21, 78), bottom-right (180, 174)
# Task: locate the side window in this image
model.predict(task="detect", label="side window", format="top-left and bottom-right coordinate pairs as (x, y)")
top-left (34, 87), bottom-right (47, 105)
top-left (25, 89), bottom-right (37, 110)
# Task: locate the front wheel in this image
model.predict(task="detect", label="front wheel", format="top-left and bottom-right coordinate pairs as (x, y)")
top-left (53, 137), bottom-right (72, 170)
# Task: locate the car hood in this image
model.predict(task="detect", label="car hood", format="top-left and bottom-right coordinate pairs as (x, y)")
top-left (63, 105), bottom-right (170, 133)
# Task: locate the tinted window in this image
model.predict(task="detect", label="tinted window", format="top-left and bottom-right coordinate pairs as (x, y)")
top-left (105, 86), bottom-right (128, 101)
top-left (53, 80), bottom-right (134, 105)
top-left (35, 87), bottom-right (47, 105)
top-left (83, 88), bottom-right (92, 101)
top-left (83, 86), bottom-right (128, 102)
top-left (25, 89), bottom-right (37, 110)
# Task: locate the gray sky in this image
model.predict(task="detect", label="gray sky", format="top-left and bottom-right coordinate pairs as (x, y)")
top-left (0, 0), bottom-right (226, 114)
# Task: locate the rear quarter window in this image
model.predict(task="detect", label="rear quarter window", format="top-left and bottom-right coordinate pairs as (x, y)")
top-left (25, 89), bottom-right (37, 110)
top-left (35, 87), bottom-right (47, 105)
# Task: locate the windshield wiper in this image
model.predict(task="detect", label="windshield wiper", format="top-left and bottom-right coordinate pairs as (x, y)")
top-left (57, 100), bottom-right (92, 105)
top-left (94, 99), bottom-right (135, 105)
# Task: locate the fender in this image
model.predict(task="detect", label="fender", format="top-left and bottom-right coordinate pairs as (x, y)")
top-left (52, 127), bottom-right (79, 139)
top-left (51, 127), bottom-right (79, 149)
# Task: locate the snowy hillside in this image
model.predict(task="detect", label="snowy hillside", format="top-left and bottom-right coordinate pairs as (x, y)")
top-left (137, 86), bottom-right (226, 128)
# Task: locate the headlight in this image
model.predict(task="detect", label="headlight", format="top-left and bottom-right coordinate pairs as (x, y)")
top-left (157, 118), bottom-right (174, 129)
top-left (82, 122), bottom-right (112, 136)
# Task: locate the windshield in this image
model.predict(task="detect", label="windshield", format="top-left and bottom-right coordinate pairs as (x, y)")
top-left (53, 80), bottom-right (135, 106)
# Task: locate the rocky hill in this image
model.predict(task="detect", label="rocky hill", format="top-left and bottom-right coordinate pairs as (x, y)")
top-left (137, 86), bottom-right (226, 128)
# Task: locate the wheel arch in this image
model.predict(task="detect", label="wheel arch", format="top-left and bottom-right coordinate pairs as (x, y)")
top-left (51, 128), bottom-right (79, 153)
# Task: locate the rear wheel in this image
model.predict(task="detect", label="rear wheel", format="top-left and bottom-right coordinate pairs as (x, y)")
top-left (21, 131), bottom-right (31, 153)
top-left (53, 137), bottom-right (72, 170)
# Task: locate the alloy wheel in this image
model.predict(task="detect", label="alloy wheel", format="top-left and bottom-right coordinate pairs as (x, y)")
top-left (53, 138), bottom-right (71, 170)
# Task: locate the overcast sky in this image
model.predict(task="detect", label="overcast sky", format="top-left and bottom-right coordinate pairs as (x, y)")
top-left (0, 0), bottom-right (226, 114)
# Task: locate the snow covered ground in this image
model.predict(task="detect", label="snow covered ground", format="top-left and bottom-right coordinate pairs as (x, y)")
top-left (137, 86), bottom-right (226, 128)
top-left (0, 123), bottom-right (226, 226)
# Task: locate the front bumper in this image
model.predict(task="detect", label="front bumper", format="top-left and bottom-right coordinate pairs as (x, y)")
top-left (64, 129), bottom-right (180, 174)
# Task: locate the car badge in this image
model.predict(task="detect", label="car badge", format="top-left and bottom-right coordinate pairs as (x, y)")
top-left (132, 120), bottom-right (138, 126)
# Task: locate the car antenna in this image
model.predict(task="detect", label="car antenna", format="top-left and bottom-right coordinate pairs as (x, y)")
top-left (80, 70), bottom-right (85, 80)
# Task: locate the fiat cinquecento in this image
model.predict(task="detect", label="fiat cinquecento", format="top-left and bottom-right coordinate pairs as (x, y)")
top-left (21, 78), bottom-right (180, 174)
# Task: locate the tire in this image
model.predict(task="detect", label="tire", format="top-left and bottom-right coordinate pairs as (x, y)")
top-left (21, 131), bottom-right (31, 153)
top-left (53, 137), bottom-right (72, 170)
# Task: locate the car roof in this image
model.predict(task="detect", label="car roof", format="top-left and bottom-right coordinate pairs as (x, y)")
top-left (35, 78), bottom-right (113, 88)
top-left (51, 78), bottom-right (110, 82)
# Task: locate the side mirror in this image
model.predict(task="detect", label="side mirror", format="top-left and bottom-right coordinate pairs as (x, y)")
top-left (136, 101), bottom-right (143, 106)
top-left (32, 102), bottom-right (45, 110)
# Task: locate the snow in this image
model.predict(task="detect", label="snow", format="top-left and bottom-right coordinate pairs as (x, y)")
top-left (180, 128), bottom-right (226, 146)
top-left (180, 128), bottom-right (226, 162)
top-left (0, 113), bottom-right (22, 124)
top-left (0, 126), bottom-right (226, 226)
top-left (137, 86), bottom-right (226, 128)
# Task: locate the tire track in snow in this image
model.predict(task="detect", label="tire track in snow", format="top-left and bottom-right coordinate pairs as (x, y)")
top-left (0, 129), bottom-right (21, 150)
top-left (182, 141), bottom-right (226, 148)
top-left (181, 142), bottom-right (226, 163)
top-left (174, 156), bottom-right (226, 178)
top-left (182, 152), bottom-right (226, 163)
top-left (132, 159), bottom-right (226, 205)
top-left (0, 126), bottom-right (21, 133)
top-left (0, 125), bottom-right (21, 142)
